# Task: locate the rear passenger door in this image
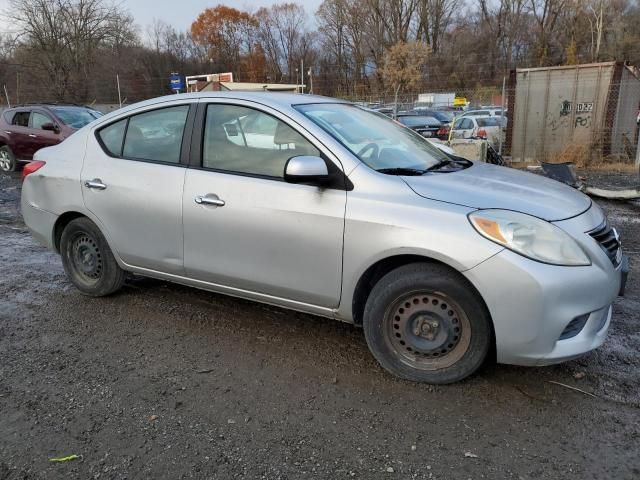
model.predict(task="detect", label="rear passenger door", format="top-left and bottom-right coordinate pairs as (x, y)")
top-left (82, 101), bottom-right (196, 275)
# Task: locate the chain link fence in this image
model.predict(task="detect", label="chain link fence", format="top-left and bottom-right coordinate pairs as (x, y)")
top-left (2, 62), bottom-right (639, 168)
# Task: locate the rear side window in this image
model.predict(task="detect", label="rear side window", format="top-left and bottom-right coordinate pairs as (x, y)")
top-left (11, 111), bottom-right (30, 127)
top-left (477, 117), bottom-right (499, 127)
top-left (123, 106), bottom-right (189, 163)
top-left (98, 119), bottom-right (127, 156)
top-left (96, 105), bottom-right (189, 163)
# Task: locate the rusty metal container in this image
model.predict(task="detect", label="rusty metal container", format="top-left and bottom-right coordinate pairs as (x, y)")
top-left (505, 62), bottom-right (640, 163)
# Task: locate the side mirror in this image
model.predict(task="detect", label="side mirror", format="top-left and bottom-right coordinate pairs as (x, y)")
top-left (284, 156), bottom-right (329, 185)
top-left (41, 122), bottom-right (59, 133)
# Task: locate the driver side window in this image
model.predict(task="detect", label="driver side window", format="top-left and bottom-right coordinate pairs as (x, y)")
top-left (202, 104), bottom-right (321, 178)
top-left (31, 112), bottom-right (52, 130)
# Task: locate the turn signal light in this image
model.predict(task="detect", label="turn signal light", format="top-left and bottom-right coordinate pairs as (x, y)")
top-left (22, 161), bottom-right (46, 181)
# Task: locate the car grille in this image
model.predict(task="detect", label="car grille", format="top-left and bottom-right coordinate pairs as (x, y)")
top-left (588, 221), bottom-right (621, 266)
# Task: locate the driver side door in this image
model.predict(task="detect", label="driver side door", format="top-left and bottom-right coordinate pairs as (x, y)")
top-left (24, 110), bottom-right (62, 159)
top-left (182, 101), bottom-right (347, 308)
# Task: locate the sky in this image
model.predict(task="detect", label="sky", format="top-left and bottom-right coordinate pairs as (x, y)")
top-left (0, 0), bottom-right (323, 34)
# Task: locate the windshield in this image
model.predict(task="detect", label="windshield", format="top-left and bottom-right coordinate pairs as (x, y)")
top-left (476, 117), bottom-right (500, 127)
top-left (51, 107), bottom-right (102, 129)
top-left (295, 103), bottom-right (449, 171)
top-left (399, 116), bottom-right (440, 127)
top-left (432, 111), bottom-right (454, 122)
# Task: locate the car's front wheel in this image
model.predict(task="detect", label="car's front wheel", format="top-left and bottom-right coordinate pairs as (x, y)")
top-left (363, 263), bottom-right (492, 384)
top-left (0, 146), bottom-right (17, 172)
top-left (60, 217), bottom-right (125, 296)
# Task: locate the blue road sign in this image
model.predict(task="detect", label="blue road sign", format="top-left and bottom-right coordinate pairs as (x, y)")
top-left (169, 73), bottom-right (185, 92)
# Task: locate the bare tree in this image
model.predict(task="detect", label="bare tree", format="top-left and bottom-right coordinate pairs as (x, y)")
top-left (416, 0), bottom-right (460, 54)
top-left (8, 0), bottom-right (136, 101)
top-left (528, 0), bottom-right (567, 66)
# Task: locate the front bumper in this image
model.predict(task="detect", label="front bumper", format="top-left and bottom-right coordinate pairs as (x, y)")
top-left (463, 244), bottom-right (622, 367)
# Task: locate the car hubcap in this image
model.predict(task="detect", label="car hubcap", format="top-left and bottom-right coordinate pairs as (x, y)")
top-left (72, 234), bottom-right (103, 281)
top-left (0, 151), bottom-right (10, 171)
top-left (385, 292), bottom-right (471, 370)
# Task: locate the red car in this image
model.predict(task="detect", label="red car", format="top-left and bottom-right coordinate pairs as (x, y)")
top-left (0, 104), bottom-right (102, 171)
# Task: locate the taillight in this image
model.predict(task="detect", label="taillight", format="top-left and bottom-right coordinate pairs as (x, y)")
top-left (437, 127), bottom-right (449, 136)
top-left (22, 161), bottom-right (46, 181)
top-left (476, 128), bottom-right (487, 139)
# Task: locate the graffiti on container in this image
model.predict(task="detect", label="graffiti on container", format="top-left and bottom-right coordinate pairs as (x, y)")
top-left (549, 100), bottom-right (594, 130)
top-left (560, 100), bottom-right (572, 116)
top-left (575, 115), bottom-right (592, 128)
top-left (559, 100), bottom-right (594, 116)
top-left (547, 113), bottom-right (570, 132)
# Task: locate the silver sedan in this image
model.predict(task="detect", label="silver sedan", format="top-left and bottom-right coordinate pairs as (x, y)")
top-left (21, 93), bottom-right (626, 383)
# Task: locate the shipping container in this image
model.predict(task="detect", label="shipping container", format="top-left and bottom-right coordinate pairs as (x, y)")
top-left (505, 62), bottom-right (640, 163)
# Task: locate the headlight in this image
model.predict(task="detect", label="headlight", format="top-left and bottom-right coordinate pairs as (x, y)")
top-left (468, 209), bottom-right (591, 266)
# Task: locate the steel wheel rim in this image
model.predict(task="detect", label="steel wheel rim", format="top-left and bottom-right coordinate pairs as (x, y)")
top-left (384, 291), bottom-right (472, 371)
top-left (0, 150), bottom-right (10, 171)
top-left (70, 233), bottom-right (103, 283)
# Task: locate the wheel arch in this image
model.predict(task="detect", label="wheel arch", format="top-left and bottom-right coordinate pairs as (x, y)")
top-left (350, 254), bottom-right (494, 337)
top-left (52, 211), bottom-right (89, 253)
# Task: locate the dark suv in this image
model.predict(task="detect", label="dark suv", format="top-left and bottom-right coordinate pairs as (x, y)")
top-left (0, 104), bottom-right (102, 171)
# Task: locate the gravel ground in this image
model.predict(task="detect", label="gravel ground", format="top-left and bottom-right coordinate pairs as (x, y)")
top-left (1, 169), bottom-right (639, 480)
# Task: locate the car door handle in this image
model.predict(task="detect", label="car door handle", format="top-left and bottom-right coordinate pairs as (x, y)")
top-left (195, 194), bottom-right (225, 207)
top-left (84, 179), bottom-right (107, 190)
top-left (28, 134), bottom-right (37, 138)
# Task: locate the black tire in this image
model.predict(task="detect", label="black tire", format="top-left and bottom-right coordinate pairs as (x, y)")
top-left (0, 145), bottom-right (17, 172)
top-left (60, 217), bottom-right (125, 296)
top-left (363, 263), bottom-right (492, 384)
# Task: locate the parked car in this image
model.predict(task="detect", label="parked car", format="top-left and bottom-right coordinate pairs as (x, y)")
top-left (396, 114), bottom-right (443, 138)
top-left (462, 107), bottom-right (505, 117)
top-left (372, 106), bottom-right (394, 117)
top-left (412, 108), bottom-right (455, 125)
top-left (451, 116), bottom-right (503, 146)
top-left (21, 92), bottom-right (627, 384)
top-left (0, 104), bottom-right (102, 171)
top-left (460, 108), bottom-right (507, 127)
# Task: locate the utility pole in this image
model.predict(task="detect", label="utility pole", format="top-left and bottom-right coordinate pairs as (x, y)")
top-left (3, 85), bottom-right (10, 107)
top-left (301, 59), bottom-right (304, 94)
top-left (499, 75), bottom-right (506, 155)
top-left (308, 68), bottom-right (313, 95)
top-left (16, 72), bottom-right (19, 105)
top-left (116, 74), bottom-right (122, 108)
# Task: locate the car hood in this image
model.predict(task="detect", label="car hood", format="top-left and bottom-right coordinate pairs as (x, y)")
top-left (403, 162), bottom-right (591, 221)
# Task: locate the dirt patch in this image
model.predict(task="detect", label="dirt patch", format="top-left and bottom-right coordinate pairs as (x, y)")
top-left (1, 172), bottom-right (639, 479)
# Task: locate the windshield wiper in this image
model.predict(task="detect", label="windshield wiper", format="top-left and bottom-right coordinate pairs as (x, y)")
top-left (424, 159), bottom-right (454, 172)
top-left (376, 167), bottom-right (427, 176)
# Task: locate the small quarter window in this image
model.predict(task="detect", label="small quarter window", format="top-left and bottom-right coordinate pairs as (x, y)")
top-left (98, 119), bottom-right (127, 156)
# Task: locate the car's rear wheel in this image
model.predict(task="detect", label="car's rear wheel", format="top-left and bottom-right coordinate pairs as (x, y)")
top-left (60, 217), bottom-right (125, 296)
top-left (0, 146), bottom-right (17, 172)
top-left (363, 263), bottom-right (492, 384)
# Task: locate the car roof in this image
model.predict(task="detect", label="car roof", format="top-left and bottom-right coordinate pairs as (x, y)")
top-left (133, 92), bottom-right (347, 110)
top-left (7, 103), bottom-right (95, 110)
top-left (94, 92), bottom-right (351, 125)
